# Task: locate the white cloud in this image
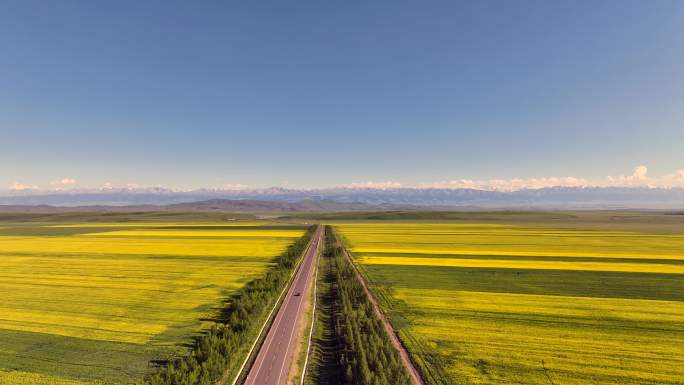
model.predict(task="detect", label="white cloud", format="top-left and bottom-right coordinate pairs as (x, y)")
top-left (50, 177), bottom-right (77, 186)
top-left (222, 183), bottom-right (249, 191)
top-left (9, 182), bottom-right (38, 191)
top-left (633, 165), bottom-right (648, 179)
top-left (4, 165), bottom-right (684, 194)
top-left (419, 176), bottom-right (588, 191)
top-left (418, 165), bottom-right (684, 191)
top-left (342, 181), bottom-right (402, 189)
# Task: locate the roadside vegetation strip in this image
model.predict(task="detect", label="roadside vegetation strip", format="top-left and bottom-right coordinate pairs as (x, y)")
top-left (335, 229), bottom-right (426, 385)
top-left (336, 222), bottom-right (684, 385)
top-left (302, 228), bottom-right (341, 385)
top-left (143, 226), bottom-right (316, 385)
top-left (306, 226), bottom-right (414, 385)
top-left (298, 237), bottom-right (319, 385)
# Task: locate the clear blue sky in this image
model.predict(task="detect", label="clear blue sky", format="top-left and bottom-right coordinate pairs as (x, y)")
top-left (1, 0), bottom-right (682, 189)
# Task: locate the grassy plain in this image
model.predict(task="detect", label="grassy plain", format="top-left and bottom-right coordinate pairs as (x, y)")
top-left (336, 220), bottom-right (684, 385)
top-left (0, 216), bottom-right (305, 385)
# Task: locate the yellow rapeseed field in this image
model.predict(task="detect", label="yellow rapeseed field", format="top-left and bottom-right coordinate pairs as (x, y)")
top-left (359, 255), bottom-right (684, 274)
top-left (81, 229), bottom-right (304, 237)
top-left (0, 222), bottom-right (304, 385)
top-left (48, 222), bottom-right (267, 228)
top-left (343, 223), bottom-right (684, 260)
top-left (0, 370), bottom-right (106, 385)
top-left (336, 222), bottom-right (684, 385)
top-left (0, 234), bottom-right (290, 257)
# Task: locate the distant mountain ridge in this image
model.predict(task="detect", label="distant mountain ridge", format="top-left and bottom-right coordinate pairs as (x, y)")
top-left (0, 199), bottom-right (413, 213)
top-left (2, 187), bottom-right (684, 209)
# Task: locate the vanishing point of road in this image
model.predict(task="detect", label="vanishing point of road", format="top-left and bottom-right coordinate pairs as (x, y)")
top-left (243, 225), bottom-right (323, 385)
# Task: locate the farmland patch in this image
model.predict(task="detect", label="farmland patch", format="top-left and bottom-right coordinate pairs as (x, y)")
top-left (0, 222), bottom-right (304, 384)
top-left (337, 223), bottom-right (684, 385)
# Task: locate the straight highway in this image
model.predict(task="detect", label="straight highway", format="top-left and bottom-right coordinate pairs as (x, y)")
top-left (243, 225), bottom-right (323, 385)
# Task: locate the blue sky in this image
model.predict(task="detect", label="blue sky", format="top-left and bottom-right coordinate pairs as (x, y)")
top-left (1, 1), bottom-right (683, 189)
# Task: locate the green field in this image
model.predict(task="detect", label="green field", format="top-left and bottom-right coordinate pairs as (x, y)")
top-left (336, 221), bottom-right (684, 385)
top-left (0, 219), bottom-right (305, 385)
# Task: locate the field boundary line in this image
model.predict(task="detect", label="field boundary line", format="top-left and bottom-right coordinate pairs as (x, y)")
top-left (336, 230), bottom-right (427, 385)
top-left (225, 226), bottom-right (320, 385)
top-left (299, 233), bottom-right (320, 385)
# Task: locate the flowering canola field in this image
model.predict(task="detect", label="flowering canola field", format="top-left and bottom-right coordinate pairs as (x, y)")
top-left (336, 223), bottom-right (684, 385)
top-left (0, 222), bottom-right (304, 385)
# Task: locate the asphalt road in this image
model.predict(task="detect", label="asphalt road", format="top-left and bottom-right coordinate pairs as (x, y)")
top-left (243, 225), bottom-right (322, 385)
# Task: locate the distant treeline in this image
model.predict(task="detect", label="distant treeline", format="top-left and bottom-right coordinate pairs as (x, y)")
top-left (143, 226), bottom-right (315, 385)
top-left (306, 226), bottom-right (412, 385)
